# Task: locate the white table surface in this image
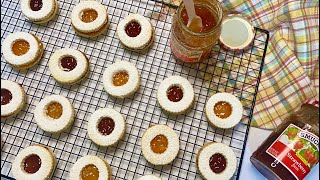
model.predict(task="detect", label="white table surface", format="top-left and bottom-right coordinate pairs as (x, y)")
top-left (239, 127), bottom-right (319, 180)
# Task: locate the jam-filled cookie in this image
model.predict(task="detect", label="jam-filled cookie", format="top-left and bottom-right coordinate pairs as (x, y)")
top-left (71, 0), bottom-right (109, 37)
top-left (21, 0), bottom-right (58, 23)
top-left (1, 80), bottom-right (26, 119)
top-left (138, 174), bottom-right (162, 180)
top-left (196, 142), bottom-right (237, 180)
top-left (205, 92), bottom-right (243, 129)
top-left (69, 155), bottom-right (112, 180)
top-left (103, 61), bottom-right (140, 98)
top-left (141, 124), bottom-right (179, 165)
top-left (117, 14), bottom-right (154, 52)
top-left (12, 144), bottom-right (56, 180)
top-left (87, 108), bottom-right (125, 147)
top-left (157, 76), bottom-right (194, 115)
top-left (49, 48), bottom-right (89, 85)
top-left (2, 32), bottom-right (44, 69)
top-left (34, 94), bottom-right (75, 133)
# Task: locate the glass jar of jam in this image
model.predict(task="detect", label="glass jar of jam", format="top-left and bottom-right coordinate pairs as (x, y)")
top-left (170, 0), bottom-right (223, 63)
top-left (251, 101), bottom-right (319, 180)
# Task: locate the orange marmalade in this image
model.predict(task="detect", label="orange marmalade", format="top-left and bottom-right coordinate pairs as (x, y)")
top-left (170, 0), bottom-right (223, 63)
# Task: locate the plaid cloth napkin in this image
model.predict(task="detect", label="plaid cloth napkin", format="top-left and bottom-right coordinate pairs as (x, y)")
top-left (163, 0), bottom-right (319, 129)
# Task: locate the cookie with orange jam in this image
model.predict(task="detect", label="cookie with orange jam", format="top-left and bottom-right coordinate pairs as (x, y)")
top-left (141, 124), bottom-right (179, 165)
top-left (71, 1), bottom-right (109, 37)
top-left (2, 32), bottom-right (44, 69)
top-left (69, 155), bottom-right (112, 180)
top-left (34, 94), bottom-right (75, 133)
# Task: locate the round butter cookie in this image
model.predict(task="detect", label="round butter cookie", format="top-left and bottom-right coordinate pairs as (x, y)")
top-left (12, 144), bottom-right (56, 180)
top-left (34, 94), bottom-right (75, 133)
top-left (103, 61), bottom-right (140, 98)
top-left (141, 124), bottom-right (179, 165)
top-left (2, 32), bottom-right (44, 69)
top-left (205, 92), bottom-right (243, 129)
top-left (87, 108), bottom-right (125, 147)
top-left (117, 13), bottom-right (154, 51)
top-left (138, 174), bottom-right (162, 180)
top-left (49, 48), bottom-right (89, 85)
top-left (21, 0), bottom-right (58, 23)
top-left (157, 76), bottom-right (194, 115)
top-left (1, 80), bottom-right (26, 119)
top-left (69, 155), bottom-right (112, 180)
top-left (196, 142), bottom-right (237, 180)
top-left (71, 1), bottom-right (109, 37)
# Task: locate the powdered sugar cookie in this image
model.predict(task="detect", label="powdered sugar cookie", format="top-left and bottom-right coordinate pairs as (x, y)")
top-left (2, 32), bottom-right (44, 69)
top-left (87, 108), bottom-right (125, 147)
top-left (69, 155), bottom-right (112, 180)
top-left (196, 142), bottom-right (237, 180)
top-left (103, 61), bottom-right (140, 98)
top-left (205, 92), bottom-right (243, 129)
top-left (71, 1), bottom-right (109, 37)
top-left (34, 94), bottom-right (75, 133)
top-left (1, 80), bottom-right (26, 119)
top-left (12, 144), bottom-right (56, 180)
top-left (157, 76), bottom-right (194, 115)
top-left (21, 0), bottom-right (58, 23)
top-left (49, 48), bottom-right (89, 85)
top-left (141, 124), bottom-right (179, 165)
top-left (117, 14), bottom-right (154, 51)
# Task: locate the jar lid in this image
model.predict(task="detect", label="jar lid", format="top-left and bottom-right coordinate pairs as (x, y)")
top-left (219, 14), bottom-right (254, 51)
top-left (304, 99), bottom-right (319, 108)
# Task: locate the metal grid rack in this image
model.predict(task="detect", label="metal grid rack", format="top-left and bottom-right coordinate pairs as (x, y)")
top-left (1, 0), bottom-right (269, 179)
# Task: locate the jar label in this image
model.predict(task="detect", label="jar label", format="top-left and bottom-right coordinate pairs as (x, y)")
top-left (266, 124), bottom-right (319, 180)
top-left (170, 33), bottom-right (208, 62)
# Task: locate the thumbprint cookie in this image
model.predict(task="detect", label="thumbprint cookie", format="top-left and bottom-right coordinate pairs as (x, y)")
top-left (2, 32), bottom-right (44, 69)
top-left (21, 0), bottom-right (58, 23)
top-left (1, 80), bottom-right (26, 119)
top-left (12, 144), bottom-right (56, 180)
top-left (34, 94), bottom-right (75, 133)
top-left (49, 48), bottom-right (89, 85)
top-left (87, 108), bottom-right (126, 147)
top-left (141, 124), bottom-right (179, 165)
top-left (205, 92), bottom-right (243, 129)
top-left (71, 1), bottom-right (109, 37)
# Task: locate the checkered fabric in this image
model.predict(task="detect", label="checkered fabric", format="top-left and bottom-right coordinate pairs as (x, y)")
top-left (166, 0), bottom-right (319, 129)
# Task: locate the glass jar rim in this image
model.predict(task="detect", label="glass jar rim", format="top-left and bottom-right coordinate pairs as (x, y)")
top-left (177, 1), bottom-right (223, 36)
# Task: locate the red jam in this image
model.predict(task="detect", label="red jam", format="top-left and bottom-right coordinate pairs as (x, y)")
top-left (181, 5), bottom-right (217, 33)
top-left (209, 153), bottom-right (227, 174)
top-left (125, 21), bottom-right (141, 37)
top-left (30, 0), bottom-right (43, 11)
top-left (150, 135), bottom-right (168, 154)
top-left (24, 154), bottom-right (41, 174)
top-left (61, 56), bottom-right (77, 72)
top-left (98, 117), bottom-right (115, 135)
top-left (167, 86), bottom-right (183, 102)
top-left (1, 89), bottom-right (12, 105)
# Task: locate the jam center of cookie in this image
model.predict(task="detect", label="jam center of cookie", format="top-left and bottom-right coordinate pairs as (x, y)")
top-left (46, 102), bottom-right (63, 119)
top-left (98, 117), bottom-right (115, 135)
top-left (1, 88), bottom-right (13, 105)
top-left (30, 0), bottom-right (43, 11)
top-left (167, 86), bottom-right (183, 102)
top-left (81, 9), bottom-right (98, 23)
top-left (81, 164), bottom-right (99, 180)
top-left (150, 134), bottom-right (168, 154)
top-left (24, 154), bottom-right (41, 174)
top-left (209, 153), bottom-right (227, 174)
top-left (214, 101), bottom-right (232, 119)
top-left (125, 21), bottom-right (141, 37)
top-left (113, 71), bottom-right (129, 86)
top-left (12, 40), bottom-right (30, 56)
top-left (61, 56), bottom-right (77, 72)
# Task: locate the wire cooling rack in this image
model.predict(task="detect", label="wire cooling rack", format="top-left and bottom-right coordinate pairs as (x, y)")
top-left (1, 0), bottom-right (269, 179)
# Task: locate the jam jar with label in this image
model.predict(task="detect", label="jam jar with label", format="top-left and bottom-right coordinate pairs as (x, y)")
top-left (170, 0), bottom-right (223, 63)
top-left (251, 101), bottom-right (319, 180)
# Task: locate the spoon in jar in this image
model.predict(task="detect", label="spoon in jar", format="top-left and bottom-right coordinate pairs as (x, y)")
top-left (182, 0), bottom-right (203, 32)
